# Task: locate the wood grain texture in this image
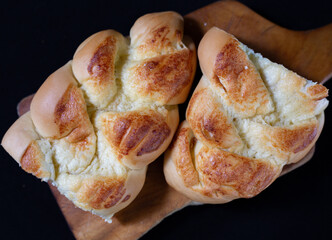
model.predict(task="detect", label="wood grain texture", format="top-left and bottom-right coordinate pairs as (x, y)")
top-left (48, 159), bottom-right (190, 240)
top-left (184, 0), bottom-right (332, 84)
top-left (16, 1), bottom-right (332, 240)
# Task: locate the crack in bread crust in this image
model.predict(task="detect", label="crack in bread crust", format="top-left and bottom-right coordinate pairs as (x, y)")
top-left (165, 27), bottom-right (329, 204)
top-left (173, 126), bottom-right (200, 188)
top-left (2, 11), bottom-right (196, 222)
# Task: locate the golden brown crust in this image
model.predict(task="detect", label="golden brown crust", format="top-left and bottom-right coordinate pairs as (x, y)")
top-left (101, 110), bottom-right (171, 156)
top-left (307, 84), bottom-right (329, 100)
top-left (198, 27), bottom-right (273, 117)
top-left (164, 27), bottom-right (328, 204)
top-left (172, 123), bottom-right (199, 187)
top-left (3, 11), bottom-right (195, 222)
top-left (78, 177), bottom-right (126, 209)
top-left (30, 61), bottom-right (94, 143)
top-left (98, 106), bottom-right (179, 169)
top-left (196, 146), bottom-right (281, 198)
top-left (54, 83), bottom-right (93, 142)
top-left (125, 11), bottom-right (196, 105)
top-left (30, 62), bottom-right (96, 175)
top-left (2, 113), bottom-right (53, 180)
top-left (128, 48), bottom-right (196, 104)
top-left (186, 79), bottom-right (243, 151)
top-left (31, 62), bottom-right (78, 138)
top-left (165, 122), bottom-right (281, 202)
top-left (21, 141), bottom-right (49, 179)
top-left (1, 112), bottom-right (40, 163)
top-left (267, 122), bottom-right (318, 154)
top-left (130, 11), bottom-right (183, 56)
top-left (72, 30), bottom-right (126, 108)
top-left (87, 36), bottom-right (117, 82)
top-left (214, 41), bottom-right (272, 116)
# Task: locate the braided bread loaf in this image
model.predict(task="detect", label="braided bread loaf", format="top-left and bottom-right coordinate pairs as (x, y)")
top-left (1, 11), bottom-right (196, 221)
top-left (164, 27), bottom-right (328, 203)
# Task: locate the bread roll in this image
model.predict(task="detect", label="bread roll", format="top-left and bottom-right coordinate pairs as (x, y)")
top-left (164, 27), bottom-right (328, 203)
top-left (1, 11), bottom-right (196, 222)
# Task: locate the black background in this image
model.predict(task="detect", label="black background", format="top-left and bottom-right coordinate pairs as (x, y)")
top-left (1, 0), bottom-right (332, 239)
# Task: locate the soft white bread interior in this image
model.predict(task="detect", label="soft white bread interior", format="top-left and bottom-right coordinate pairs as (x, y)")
top-left (1, 11), bottom-right (196, 222)
top-left (164, 27), bottom-right (328, 203)
top-left (1, 112), bottom-right (54, 180)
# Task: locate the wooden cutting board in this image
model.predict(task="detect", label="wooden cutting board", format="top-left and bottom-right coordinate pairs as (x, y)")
top-left (17, 1), bottom-right (332, 239)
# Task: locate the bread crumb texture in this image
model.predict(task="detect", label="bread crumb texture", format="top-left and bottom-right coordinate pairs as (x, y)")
top-left (2, 11), bottom-right (196, 222)
top-left (165, 27), bottom-right (328, 203)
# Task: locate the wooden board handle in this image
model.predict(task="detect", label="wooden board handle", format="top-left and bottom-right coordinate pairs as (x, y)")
top-left (14, 1), bottom-right (332, 240)
top-left (184, 0), bottom-right (332, 83)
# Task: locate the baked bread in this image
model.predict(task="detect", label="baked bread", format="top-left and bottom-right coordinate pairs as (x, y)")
top-left (164, 27), bottom-right (328, 203)
top-left (1, 11), bottom-right (196, 222)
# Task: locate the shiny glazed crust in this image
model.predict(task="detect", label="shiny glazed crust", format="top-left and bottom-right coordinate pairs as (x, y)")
top-left (164, 27), bottom-right (328, 203)
top-left (1, 11), bottom-right (196, 222)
